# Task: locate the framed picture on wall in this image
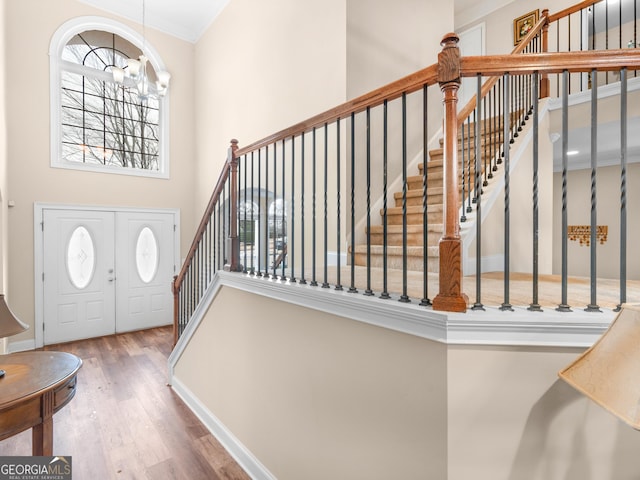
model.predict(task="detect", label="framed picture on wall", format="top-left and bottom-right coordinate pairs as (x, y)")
top-left (514, 9), bottom-right (539, 45)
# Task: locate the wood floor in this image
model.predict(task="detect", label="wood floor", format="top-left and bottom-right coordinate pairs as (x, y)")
top-left (315, 266), bottom-right (640, 310)
top-left (0, 327), bottom-right (250, 480)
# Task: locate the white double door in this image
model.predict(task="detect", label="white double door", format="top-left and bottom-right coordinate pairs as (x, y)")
top-left (42, 208), bottom-right (177, 345)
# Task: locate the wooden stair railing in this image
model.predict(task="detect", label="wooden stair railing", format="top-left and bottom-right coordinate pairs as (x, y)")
top-left (172, 140), bottom-right (239, 344)
top-left (173, 0), bottom-right (640, 343)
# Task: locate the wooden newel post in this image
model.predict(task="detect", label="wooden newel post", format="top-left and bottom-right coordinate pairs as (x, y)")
top-left (433, 33), bottom-right (469, 313)
top-left (540, 9), bottom-right (550, 98)
top-left (226, 139), bottom-right (242, 272)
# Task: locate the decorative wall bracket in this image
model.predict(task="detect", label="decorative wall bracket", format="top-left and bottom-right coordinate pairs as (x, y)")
top-left (568, 225), bottom-right (608, 246)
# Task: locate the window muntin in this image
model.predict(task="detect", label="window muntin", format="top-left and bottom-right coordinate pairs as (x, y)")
top-left (50, 21), bottom-right (169, 178)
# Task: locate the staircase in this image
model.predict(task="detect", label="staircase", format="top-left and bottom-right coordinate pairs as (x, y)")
top-left (353, 116), bottom-right (508, 273)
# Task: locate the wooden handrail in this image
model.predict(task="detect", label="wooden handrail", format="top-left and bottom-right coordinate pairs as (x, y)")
top-left (456, 13), bottom-right (547, 124)
top-left (548, 0), bottom-right (601, 23)
top-left (460, 49), bottom-right (640, 76)
top-left (236, 65), bottom-right (439, 156)
top-left (173, 140), bottom-right (237, 290)
top-left (173, 0), bottom-right (640, 335)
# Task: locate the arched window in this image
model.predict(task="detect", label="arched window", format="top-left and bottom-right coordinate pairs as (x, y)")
top-left (50, 17), bottom-right (170, 178)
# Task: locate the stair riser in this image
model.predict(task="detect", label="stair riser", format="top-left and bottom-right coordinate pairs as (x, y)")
top-left (393, 195), bottom-right (444, 207)
top-left (353, 252), bottom-right (439, 273)
top-left (369, 231), bottom-right (442, 246)
top-left (386, 212), bottom-right (442, 225)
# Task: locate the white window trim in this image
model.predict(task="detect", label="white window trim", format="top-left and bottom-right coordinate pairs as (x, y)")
top-left (49, 16), bottom-right (171, 179)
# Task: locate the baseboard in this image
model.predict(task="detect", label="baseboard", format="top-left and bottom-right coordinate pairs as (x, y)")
top-left (171, 376), bottom-right (277, 480)
top-left (8, 338), bottom-right (36, 353)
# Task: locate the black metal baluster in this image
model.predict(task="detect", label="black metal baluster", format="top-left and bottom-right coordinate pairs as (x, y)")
top-left (365, 107), bottom-right (373, 296)
top-left (250, 152), bottom-right (255, 274)
top-left (501, 73), bottom-right (513, 311)
top-left (498, 79), bottom-right (504, 164)
top-left (242, 155), bottom-right (247, 273)
top-left (557, 70), bottom-right (572, 312)
top-left (264, 145), bottom-right (270, 277)
top-left (619, 0), bottom-right (623, 50)
top-left (323, 124), bottom-right (330, 288)
top-left (311, 128), bottom-right (318, 286)
top-left (606, 0), bottom-right (610, 84)
top-left (586, 69), bottom-right (601, 312)
top-left (461, 111), bottom-right (467, 223)
top-left (483, 95), bottom-right (489, 187)
top-left (336, 119), bottom-right (343, 291)
top-left (635, 0), bottom-right (638, 78)
top-left (473, 74), bottom-right (485, 311)
top-left (349, 112), bottom-right (357, 293)
top-left (488, 86), bottom-right (495, 179)
top-left (512, 75), bottom-right (518, 140)
top-left (421, 85), bottom-right (431, 307)
top-left (381, 100), bottom-right (390, 299)
top-left (519, 74), bottom-right (525, 131)
top-left (592, 5), bottom-right (596, 50)
top-left (217, 194), bottom-right (221, 272)
top-left (529, 72), bottom-right (542, 312)
top-left (257, 149), bottom-right (262, 276)
top-left (465, 116), bottom-right (472, 213)
top-left (300, 134), bottom-right (307, 284)
top-left (290, 137), bottom-right (296, 283)
top-left (222, 182), bottom-right (227, 270)
top-left (272, 143), bottom-right (278, 277)
top-left (617, 68), bottom-right (628, 311)
top-left (281, 138), bottom-right (286, 280)
top-left (471, 113), bottom-right (477, 204)
top-left (400, 93), bottom-right (410, 303)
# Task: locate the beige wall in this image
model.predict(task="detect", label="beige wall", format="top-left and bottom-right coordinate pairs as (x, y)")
top-left (469, 106), bottom-right (554, 274)
top-left (346, 0), bottom-right (453, 244)
top-left (4, 0), bottom-right (196, 343)
top-left (193, 0), bottom-right (347, 215)
top-left (347, 0), bottom-right (452, 98)
top-left (448, 344), bottom-right (640, 480)
top-left (175, 286), bottom-right (640, 479)
top-left (0, 1), bottom-right (6, 354)
top-left (552, 163), bottom-right (640, 280)
top-left (456, 0), bottom-right (578, 54)
top-left (174, 286), bottom-right (448, 480)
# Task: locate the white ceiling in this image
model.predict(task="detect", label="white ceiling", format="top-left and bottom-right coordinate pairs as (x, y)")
top-left (79, 0), bottom-right (512, 44)
top-left (77, 0), bottom-right (230, 43)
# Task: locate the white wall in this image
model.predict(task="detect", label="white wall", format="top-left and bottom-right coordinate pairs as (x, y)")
top-left (3, 0), bottom-right (196, 344)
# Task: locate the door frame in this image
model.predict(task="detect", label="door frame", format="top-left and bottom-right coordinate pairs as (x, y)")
top-left (34, 202), bottom-right (180, 348)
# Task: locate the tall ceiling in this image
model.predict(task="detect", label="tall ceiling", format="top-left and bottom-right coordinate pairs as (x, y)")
top-left (78, 0), bottom-right (514, 44)
top-left (77, 0), bottom-right (230, 43)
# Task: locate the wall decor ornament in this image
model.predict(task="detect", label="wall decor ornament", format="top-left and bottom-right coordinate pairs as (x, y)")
top-left (514, 9), bottom-right (539, 45)
top-left (567, 225), bottom-right (608, 246)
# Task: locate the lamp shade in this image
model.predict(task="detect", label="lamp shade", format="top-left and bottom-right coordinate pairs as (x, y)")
top-left (0, 294), bottom-right (29, 338)
top-left (559, 304), bottom-right (640, 429)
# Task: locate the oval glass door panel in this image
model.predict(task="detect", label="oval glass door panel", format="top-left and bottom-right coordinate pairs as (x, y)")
top-left (136, 227), bottom-right (159, 283)
top-left (66, 225), bottom-right (96, 289)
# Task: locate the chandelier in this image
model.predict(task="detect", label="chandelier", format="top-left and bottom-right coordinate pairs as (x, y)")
top-left (112, 0), bottom-right (170, 101)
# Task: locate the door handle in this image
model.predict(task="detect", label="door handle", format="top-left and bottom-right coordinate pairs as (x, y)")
top-left (108, 277), bottom-right (115, 282)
